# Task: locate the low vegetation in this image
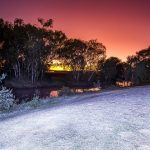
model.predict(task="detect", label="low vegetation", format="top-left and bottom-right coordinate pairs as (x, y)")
top-left (0, 74), bottom-right (15, 111)
top-left (59, 86), bottom-right (74, 96)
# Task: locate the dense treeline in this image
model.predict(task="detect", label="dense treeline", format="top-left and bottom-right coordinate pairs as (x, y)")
top-left (0, 18), bottom-right (150, 86)
top-left (98, 47), bottom-right (150, 86)
top-left (127, 47), bottom-right (150, 84)
top-left (0, 18), bottom-right (106, 83)
top-left (0, 18), bottom-right (67, 83)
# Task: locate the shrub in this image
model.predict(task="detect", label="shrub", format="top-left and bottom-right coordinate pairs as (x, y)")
top-left (28, 89), bottom-right (40, 108)
top-left (28, 98), bottom-right (40, 108)
top-left (59, 86), bottom-right (74, 96)
top-left (0, 74), bottom-right (7, 82)
top-left (0, 74), bottom-right (15, 111)
top-left (0, 87), bottom-right (15, 111)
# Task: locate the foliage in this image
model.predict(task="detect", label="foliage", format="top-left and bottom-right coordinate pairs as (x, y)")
top-left (59, 86), bottom-right (74, 96)
top-left (100, 57), bottom-right (121, 85)
top-left (0, 74), bottom-right (15, 111)
top-left (0, 18), bottom-right (107, 83)
top-left (58, 39), bottom-right (86, 81)
top-left (0, 73), bottom-right (6, 82)
top-left (0, 87), bottom-right (15, 111)
top-left (117, 62), bottom-right (132, 83)
top-left (127, 47), bottom-right (150, 85)
top-left (85, 40), bottom-right (106, 71)
top-left (2, 17), bottom-right (150, 87)
top-left (58, 39), bottom-right (106, 81)
top-left (0, 18), bottom-right (66, 83)
top-left (58, 39), bottom-right (86, 67)
top-left (28, 89), bottom-right (40, 108)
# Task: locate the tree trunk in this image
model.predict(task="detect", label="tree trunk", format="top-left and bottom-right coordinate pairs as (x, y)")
top-left (88, 72), bottom-right (94, 82)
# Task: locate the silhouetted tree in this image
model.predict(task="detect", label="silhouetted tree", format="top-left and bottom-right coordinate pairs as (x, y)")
top-left (58, 39), bottom-right (87, 81)
top-left (127, 47), bottom-right (150, 85)
top-left (101, 57), bottom-right (121, 85)
top-left (0, 18), bottom-right (67, 83)
top-left (116, 62), bottom-right (132, 86)
top-left (0, 18), bottom-right (27, 79)
top-left (38, 18), bottom-right (53, 29)
top-left (85, 40), bottom-right (106, 82)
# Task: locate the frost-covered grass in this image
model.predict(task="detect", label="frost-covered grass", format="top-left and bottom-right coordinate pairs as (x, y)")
top-left (0, 86), bottom-right (150, 150)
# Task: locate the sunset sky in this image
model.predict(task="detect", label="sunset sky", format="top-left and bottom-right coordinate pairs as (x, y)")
top-left (0, 0), bottom-right (150, 61)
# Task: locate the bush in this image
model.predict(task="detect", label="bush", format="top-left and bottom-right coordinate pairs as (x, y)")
top-left (0, 74), bottom-right (15, 111)
top-left (0, 87), bottom-right (15, 111)
top-left (28, 89), bottom-right (40, 108)
top-left (0, 73), bottom-right (7, 82)
top-left (28, 98), bottom-right (40, 108)
top-left (59, 86), bottom-right (74, 96)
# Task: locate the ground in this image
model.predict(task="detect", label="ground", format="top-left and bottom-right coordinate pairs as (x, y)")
top-left (0, 86), bottom-right (150, 150)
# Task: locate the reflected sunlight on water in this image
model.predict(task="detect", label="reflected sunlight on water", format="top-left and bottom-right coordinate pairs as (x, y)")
top-left (116, 81), bottom-right (132, 87)
top-left (50, 90), bottom-right (59, 97)
top-left (73, 87), bottom-right (101, 93)
top-left (49, 87), bottom-right (101, 97)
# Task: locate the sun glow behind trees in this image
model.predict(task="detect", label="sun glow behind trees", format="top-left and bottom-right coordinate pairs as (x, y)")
top-left (49, 60), bottom-right (71, 71)
top-left (1, 17), bottom-right (150, 85)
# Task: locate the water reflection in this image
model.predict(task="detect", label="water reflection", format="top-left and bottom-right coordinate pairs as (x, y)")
top-left (74, 87), bottom-right (101, 93)
top-left (50, 90), bottom-right (59, 97)
top-left (50, 87), bottom-right (101, 97)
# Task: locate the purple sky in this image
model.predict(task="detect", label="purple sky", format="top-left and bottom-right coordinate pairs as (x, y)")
top-left (0, 0), bottom-right (150, 60)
